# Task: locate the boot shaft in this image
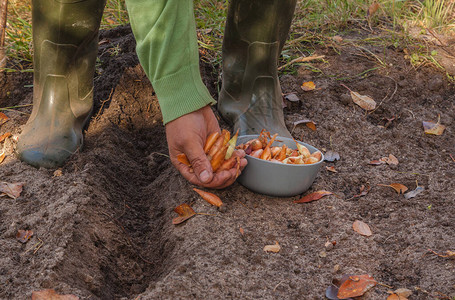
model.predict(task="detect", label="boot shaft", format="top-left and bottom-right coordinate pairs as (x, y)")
top-left (32, 0), bottom-right (105, 118)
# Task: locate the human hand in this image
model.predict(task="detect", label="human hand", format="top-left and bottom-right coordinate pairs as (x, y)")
top-left (165, 105), bottom-right (247, 189)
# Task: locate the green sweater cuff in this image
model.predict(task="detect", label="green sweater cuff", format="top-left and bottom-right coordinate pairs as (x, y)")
top-left (152, 63), bottom-right (216, 124)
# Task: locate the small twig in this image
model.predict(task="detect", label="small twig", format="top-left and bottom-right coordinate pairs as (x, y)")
top-left (273, 280), bottom-right (284, 292)
top-left (377, 282), bottom-right (394, 289)
top-left (33, 238), bottom-right (44, 254)
top-left (340, 83), bottom-right (353, 93)
top-left (149, 152), bottom-right (170, 159)
top-left (22, 237), bottom-right (44, 256)
top-left (278, 55), bottom-right (325, 71)
top-left (237, 199), bottom-right (252, 210)
top-left (95, 88), bottom-right (114, 119)
top-left (427, 248), bottom-right (450, 258)
top-left (449, 154), bottom-right (455, 163)
top-left (0, 0), bottom-right (7, 70)
top-left (196, 212), bottom-right (216, 216)
top-left (405, 109), bottom-right (415, 119)
top-left (415, 286), bottom-right (451, 300)
top-left (0, 108), bottom-right (30, 115)
top-left (426, 28), bottom-right (448, 47)
top-left (0, 104), bottom-right (33, 110)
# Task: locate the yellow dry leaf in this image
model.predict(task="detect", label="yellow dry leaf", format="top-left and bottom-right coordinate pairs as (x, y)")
top-left (263, 241), bottom-right (281, 253)
top-left (378, 183), bottom-right (408, 194)
top-left (301, 81), bottom-right (316, 91)
top-left (0, 112), bottom-right (8, 126)
top-left (423, 120), bottom-right (445, 135)
top-left (380, 154), bottom-right (399, 165)
top-left (350, 91), bottom-right (376, 110)
top-left (352, 220), bottom-right (373, 236)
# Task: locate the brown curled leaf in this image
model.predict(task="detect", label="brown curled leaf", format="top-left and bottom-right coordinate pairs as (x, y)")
top-left (0, 182), bottom-right (24, 199)
top-left (377, 183), bottom-right (408, 194)
top-left (337, 274), bottom-right (377, 299)
top-left (172, 203), bottom-right (196, 225)
top-left (0, 112), bottom-right (9, 126)
top-left (16, 229), bottom-right (33, 243)
top-left (294, 190), bottom-right (333, 203)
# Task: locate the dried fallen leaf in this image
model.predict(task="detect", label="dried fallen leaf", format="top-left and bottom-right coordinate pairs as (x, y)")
top-left (53, 169), bottom-right (63, 177)
top-left (393, 288), bottom-right (412, 298)
top-left (326, 166), bottom-right (337, 173)
top-left (292, 119), bottom-right (317, 131)
top-left (382, 154), bottom-right (398, 165)
top-left (16, 229), bottom-right (33, 243)
top-left (332, 35), bottom-right (343, 43)
top-left (263, 241), bottom-right (280, 253)
top-left (350, 91), bottom-right (376, 111)
top-left (31, 289), bottom-right (79, 300)
top-left (0, 132), bottom-right (11, 143)
top-left (294, 190), bottom-right (333, 203)
top-left (0, 182), bottom-right (23, 199)
top-left (0, 112), bottom-right (8, 126)
top-left (285, 93), bottom-right (300, 102)
top-left (239, 227), bottom-right (244, 235)
top-left (301, 81), bottom-right (316, 91)
top-left (0, 152), bottom-right (5, 164)
top-left (387, 293), bottom-right (407, 300)
top-left (324, 150), bottom-right (340, 162)
top-left (306, 122), bottom-right (316, 131)
top-left (350, 185), bottom-right (371, 199)
top-left (352, 220), bottom-right (372, 236)
top-left (377, 183), bottom-right (408, 194)
top-left (367, 2), bottom-right (380, 18)
top-left (423, 115), bottom-right (445, 135)
top-left (337, 274), bottom-right (377, 299)
top-left (368, 160), bottom-right (384, 165)
top-left (172, 203), bottom-right (196, 225)
top-left (404, 186), bottom-right (424, 199)
top-left (193, 188), bottom-right (223, 207)
top-left (326, 275), bottom-right (355, 300)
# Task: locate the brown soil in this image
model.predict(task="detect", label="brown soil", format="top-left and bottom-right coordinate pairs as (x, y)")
top-left (0, 24), bottom-right (454, 299)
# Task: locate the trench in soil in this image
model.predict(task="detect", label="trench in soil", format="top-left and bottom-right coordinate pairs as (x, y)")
top-left (53, 64), bottom-right (177, 299)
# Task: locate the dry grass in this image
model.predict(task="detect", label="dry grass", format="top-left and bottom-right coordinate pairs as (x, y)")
top-left (1, 0), bottom-right (454, 72)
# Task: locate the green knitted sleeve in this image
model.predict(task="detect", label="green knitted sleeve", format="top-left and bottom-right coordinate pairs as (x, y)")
top-left (125, 0), bottom-right (216, 124)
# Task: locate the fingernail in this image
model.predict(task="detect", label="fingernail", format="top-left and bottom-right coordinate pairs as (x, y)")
top-left (199, 170), bottom-right (210, 183)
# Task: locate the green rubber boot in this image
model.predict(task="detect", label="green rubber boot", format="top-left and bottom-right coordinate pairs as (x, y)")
top-left (17, 0), bottom-right (105, 168)
top-left (218, 0), bottom-right (297, 138)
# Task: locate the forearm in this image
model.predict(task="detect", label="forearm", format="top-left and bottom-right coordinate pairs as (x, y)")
top-left (125, 0), bottom-right (215, 124)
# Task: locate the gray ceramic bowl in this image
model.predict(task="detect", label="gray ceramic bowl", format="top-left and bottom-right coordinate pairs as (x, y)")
top-left (237, 135), bottom-right (324, 197)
